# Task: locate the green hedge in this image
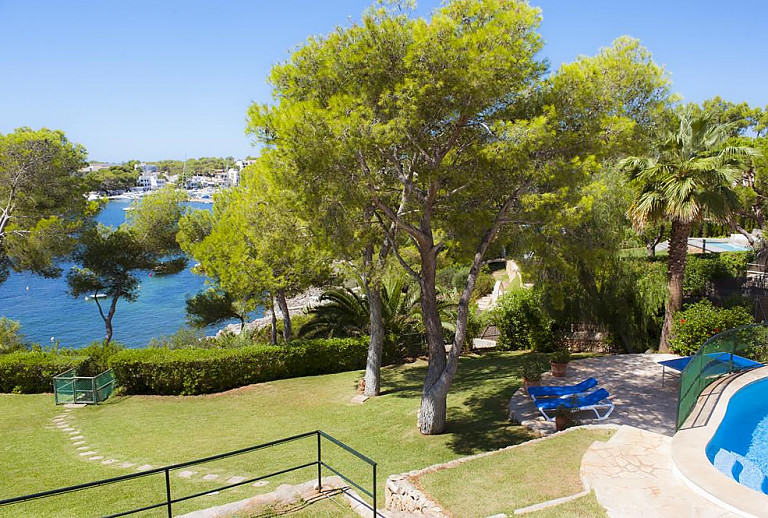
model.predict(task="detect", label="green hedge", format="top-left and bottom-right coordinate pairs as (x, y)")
top-left (109, 337), bottom-right (369, 395)
top-left (0, 352), bottom-right (88, 394)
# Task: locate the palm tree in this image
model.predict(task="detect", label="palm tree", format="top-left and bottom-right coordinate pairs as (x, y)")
top-left (299, 276), bottom-right (455, 356)
top-left (620, 106), bottom-right (757, 352)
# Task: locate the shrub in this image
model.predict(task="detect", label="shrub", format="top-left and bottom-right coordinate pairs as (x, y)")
top-left (251, 314), bottom-right (313, 344)
top-left (684, 252), bottom-right (756, 296)
top-left (719, 251), bottom-right (755, 277)
top-left (488, 289), bottom-right (553, 352)
top-left (78, 341), bottom-right (125, 375)
top-left (436, 266), bottom-right (459, 292)
top-left (451, 266), bottom-right (472, 292)
top-left (0, 317), bottom-right (28, 353)
top-left (148, 327), bottom-right (208, 349)
top-left (0, 351), bottom-right (87, 393)
top-left (684, 256), bottom-right (727, 296)
top-left (473, 271), bottom-right (496, 298)
top-left (669, 299), bottom-right (755, 355)
top-left (109, 337), bottom-right (369, 395)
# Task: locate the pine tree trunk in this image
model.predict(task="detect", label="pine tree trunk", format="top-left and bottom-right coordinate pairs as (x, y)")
top-left (276, 289), bottom-right (292, 342)
top-left (364, 284), bottom-right (385, 397)
top-left (418, 246), bottom-right (449, 435)
top-left (105, 318), bottom-right (113, 344)
top-left (660, 220), bottom-right (691, 352)
top-left (270, 295), bottom-right (278, 345)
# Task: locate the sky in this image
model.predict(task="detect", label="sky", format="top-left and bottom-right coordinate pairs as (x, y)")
top-left (1, 0), bottom-right (767, 163)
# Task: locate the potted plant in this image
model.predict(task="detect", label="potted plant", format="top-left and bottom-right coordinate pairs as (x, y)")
top-left (554, 404), bottom-right (575, 432)
top-left (549, 347), bottom-right (571, 377)
top-left (517, 357), bottom-right (545, 393)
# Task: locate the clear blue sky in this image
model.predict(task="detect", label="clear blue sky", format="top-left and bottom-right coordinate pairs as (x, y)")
top-left (1, 1), bottom-right (766, 162)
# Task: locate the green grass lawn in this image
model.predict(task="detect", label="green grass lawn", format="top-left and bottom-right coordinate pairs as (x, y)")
top-left (415, 428), bottom-right (613, 518)
top-left (1, 351), bottom-right (561, 517)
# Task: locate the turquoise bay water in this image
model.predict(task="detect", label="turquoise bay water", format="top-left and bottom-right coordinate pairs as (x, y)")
top-left (0, 200), bottom-right (257, 348)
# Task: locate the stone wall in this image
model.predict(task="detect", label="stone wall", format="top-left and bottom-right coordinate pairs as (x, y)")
top-left (385, 475), bottom-right (447, 516)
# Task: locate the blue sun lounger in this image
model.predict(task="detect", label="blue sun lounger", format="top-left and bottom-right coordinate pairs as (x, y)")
top-left (658, 353), bottom-right (763, 386)
top-left (535, 387), bottom-right (615, 421)
top-left (526, 377), bottom-right (598, 399)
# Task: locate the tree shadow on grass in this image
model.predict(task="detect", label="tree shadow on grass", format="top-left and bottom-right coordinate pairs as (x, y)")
top-left (381, 351), bottom-right (542, 456)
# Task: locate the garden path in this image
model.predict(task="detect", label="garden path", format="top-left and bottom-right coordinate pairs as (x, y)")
top-left (49, 409), bottom-right (270, 489)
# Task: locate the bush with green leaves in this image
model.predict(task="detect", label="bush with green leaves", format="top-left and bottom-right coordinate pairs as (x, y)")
top-left (684, 252), bottom-right (756, 296)
top-left (109, 337), bottom-right (369, 395)
top-left (473, 271), bottom-right (496, 298)
top-left (488, 289), bottom-right (554, 352)
top-left (0, 317), bottom-right (28, 353)
top-left (668, 299), bottom-right (754, 355)
top-left (0, 351), bottom-right (87, 393)
top-left (78, 340), bottom-right (125, 374)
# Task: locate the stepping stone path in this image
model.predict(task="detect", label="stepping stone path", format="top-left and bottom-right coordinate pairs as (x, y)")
top-left (49, 413), bottom-right (257, 488)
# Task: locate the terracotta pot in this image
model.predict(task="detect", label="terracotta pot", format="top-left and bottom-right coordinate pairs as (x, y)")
top-left (555, 413), bottom-right (570, 431)
top-left (522, 377), bottom-right (541, 394)
top-left (550, 361), bottom-right (568, 377)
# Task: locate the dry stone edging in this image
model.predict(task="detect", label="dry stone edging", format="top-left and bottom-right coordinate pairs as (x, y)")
top-left (385, 424), bottom-right (619, 516)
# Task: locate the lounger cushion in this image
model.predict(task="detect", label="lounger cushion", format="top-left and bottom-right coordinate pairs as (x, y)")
top-left (527, 377), bottom-right (598, 397)
top-left (536, 388), bottom-right (610, 411)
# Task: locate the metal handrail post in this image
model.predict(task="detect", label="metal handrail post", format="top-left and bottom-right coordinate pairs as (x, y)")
top-left (372, 462), bottom-right (377, 518)
top-left (165, 468), bottom-right (172, 517)
top-left (316, 431), bottom-right (322, 490)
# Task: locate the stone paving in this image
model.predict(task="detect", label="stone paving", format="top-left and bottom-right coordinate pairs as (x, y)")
top-left (581, 425), bottom-right (738, 517)
top-left (508, 354), bottom-right (681, 436)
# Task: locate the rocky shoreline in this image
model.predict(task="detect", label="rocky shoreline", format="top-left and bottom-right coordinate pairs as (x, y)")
top-left (215, 287), bottom-right (324, 337)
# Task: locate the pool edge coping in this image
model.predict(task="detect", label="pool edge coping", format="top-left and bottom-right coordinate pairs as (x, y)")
top-left (671, 366), bottom-right (768, 518)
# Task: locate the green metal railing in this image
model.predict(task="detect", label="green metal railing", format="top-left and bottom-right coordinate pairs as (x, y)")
top-left (676, 324), bottom-right (768, 429)
top-left (53, 368), bottom-right (115, 405)
top-left (0, 430), bottom-right (378, 517)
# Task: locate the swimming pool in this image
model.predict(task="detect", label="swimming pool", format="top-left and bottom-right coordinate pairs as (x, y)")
top-left (706, 377), bottom-right (768, 494)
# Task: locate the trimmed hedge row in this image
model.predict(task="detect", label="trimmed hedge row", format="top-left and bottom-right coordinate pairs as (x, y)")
top-left (0, 352), bottom-right (88, 393)
top-left (109, 337), bottom-right (370, 395)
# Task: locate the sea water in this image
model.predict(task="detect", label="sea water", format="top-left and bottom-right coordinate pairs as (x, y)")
top-left (0, 200), bottom-right (257, 348)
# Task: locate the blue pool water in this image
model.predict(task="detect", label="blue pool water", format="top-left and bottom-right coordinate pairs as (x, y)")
top-left (0, 200), bottom-right (259, 348)
top-left (706, 377), bottom-right (768, 494)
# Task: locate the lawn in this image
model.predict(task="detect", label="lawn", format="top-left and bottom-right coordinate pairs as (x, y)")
top-left (416, 428), bottom-right (613, 517)
top-left (0, 351), bottom-right (559, 517)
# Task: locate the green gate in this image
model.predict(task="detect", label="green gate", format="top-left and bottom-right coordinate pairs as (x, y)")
top-left (676, 324), bottom-right (768, 429)
top-left (53, 368), bottom-right (115, 405)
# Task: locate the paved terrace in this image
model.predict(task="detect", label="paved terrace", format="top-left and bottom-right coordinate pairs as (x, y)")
top-left (508, 353), bottom-right (680, 436)
top-left (507, 354), bottom-right (742, 516)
